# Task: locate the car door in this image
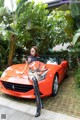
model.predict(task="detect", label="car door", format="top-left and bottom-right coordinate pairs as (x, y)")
top-left (61, 60), bottom-right (68, 78)
top-left (58, 60), bottom-right (68, 82)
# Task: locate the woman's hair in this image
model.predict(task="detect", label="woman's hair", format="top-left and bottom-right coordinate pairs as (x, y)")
top-left (30, 46), bottom-right (38, 56)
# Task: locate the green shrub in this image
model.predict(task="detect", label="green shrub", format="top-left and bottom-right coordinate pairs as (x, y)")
top-left (75, 68), bottom-right (80, 87)
top-left (0, 71), bottom-right (3, 77)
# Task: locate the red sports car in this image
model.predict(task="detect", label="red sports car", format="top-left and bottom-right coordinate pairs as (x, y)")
top-left (0, 56), bottom-right (68, 99)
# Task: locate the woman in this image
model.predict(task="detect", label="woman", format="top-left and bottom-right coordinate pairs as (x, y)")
top-left (27, 46), bottom-right (43, 117)
top-left (27, 46), bottom-right (39, 63)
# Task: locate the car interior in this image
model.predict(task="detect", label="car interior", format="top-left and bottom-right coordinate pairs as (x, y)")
top-left (39, 55), bottom-right (62, 65)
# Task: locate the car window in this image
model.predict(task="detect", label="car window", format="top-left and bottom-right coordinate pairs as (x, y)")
top-left (46, 57), bottom-right (58, 64)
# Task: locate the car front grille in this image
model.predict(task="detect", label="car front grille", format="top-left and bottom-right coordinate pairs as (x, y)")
top-left (1, 81), bottom-right (33, 93)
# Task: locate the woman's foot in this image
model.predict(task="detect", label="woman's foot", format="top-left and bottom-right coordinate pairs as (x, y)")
top-left (35, 106), bottom-right (41, 117)
top-left (35, 111), bottom-right (40, 117)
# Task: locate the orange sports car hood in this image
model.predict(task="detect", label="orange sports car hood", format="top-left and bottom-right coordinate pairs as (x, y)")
top-left (1, 64), bottom-right (32, 85)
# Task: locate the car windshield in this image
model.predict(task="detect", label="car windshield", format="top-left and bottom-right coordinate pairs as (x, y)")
top-left (39, 55), bottom-right (60, 64)
top-left (46, 57), bottom-right (58, 64)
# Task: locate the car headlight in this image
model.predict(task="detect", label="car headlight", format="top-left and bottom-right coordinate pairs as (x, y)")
top-left (38, 74), bottom-right (46, 81)
top-left (38, 70), bottom-right (48, 81)
top-left (28, 69), bottom-right (48, 81)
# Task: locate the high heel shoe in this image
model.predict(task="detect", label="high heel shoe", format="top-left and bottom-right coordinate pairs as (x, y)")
top-left (35, 106), bottom-right (41, 117)
top-left (35, 111), bottom-right (40, 117)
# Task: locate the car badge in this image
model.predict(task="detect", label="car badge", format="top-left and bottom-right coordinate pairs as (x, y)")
top-left (12, 85), bottom-right (15, 89)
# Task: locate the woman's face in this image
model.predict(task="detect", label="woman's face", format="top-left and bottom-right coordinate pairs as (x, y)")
top-left (30, 48), bottom-right (36, 56)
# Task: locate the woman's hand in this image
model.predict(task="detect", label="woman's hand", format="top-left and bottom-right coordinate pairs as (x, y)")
top-left (22, 57), bottom-right (26, 63)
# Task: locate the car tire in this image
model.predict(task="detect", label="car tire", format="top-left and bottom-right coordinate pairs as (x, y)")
top-left (52, 74), bottom-right (59, 96)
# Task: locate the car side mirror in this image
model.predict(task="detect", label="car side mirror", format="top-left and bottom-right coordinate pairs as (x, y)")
top-left (61, 61), bottom-right (67, 67)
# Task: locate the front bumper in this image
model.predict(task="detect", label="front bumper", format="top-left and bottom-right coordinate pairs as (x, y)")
top-left (0, 80), bottom-right (44, 99)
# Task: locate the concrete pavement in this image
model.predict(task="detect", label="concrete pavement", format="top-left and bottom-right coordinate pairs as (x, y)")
top-left (0, 96), bottom-right (80, 120)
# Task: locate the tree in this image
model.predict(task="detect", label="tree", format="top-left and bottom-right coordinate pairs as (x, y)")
top-left (16, 1), bottom-right (50, 53)
top-left (0, 0), bottom-right (69, 66)
top-left (16, 0), bottom-right (69, 53)
top-left (0, 0), bottom-right (18, 66)
top-left (64, 0), bottom-right (80, 67)
top-left (49, 10), bottom-right (70, 46)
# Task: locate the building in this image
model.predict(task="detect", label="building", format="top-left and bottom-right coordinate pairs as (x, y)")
top-left (47, 0), bottom-right (69, 9)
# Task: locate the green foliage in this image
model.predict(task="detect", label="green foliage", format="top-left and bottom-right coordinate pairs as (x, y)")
top-left (0, 7), bottom-right (6, 16)
top-left (47, 50), bottom-right (69, 60)
top-left (75, 68), bottom-right (80, 87)
top-left (0, 71), bottom-right (3, 76)
top-left (50, 10), bottom-right (70, 45)
top-left (16, 1), bottom-right (50, 53)
top-left (64, 12), bottom-right (76, 37)
top-left (63, 0), bottom-right (80, 68)
top-left (15, 0), bottom-right (69, 53)
top-left (0, 36), bottom-right (9, 70)
top-left (70, 0), bottom-right (80, 28)
top-left (72, 31), bottom-right (80, 45)
top-left (0, 0), bottom-right (70, 65)
top-left (64, 1), bottom-right (80, 38)
top-left (57, 4), bottom-right (70, 11)
top-left (67, 0), bottom-right (80, 46)
top-left (0, 0), bottom-right (4, 7)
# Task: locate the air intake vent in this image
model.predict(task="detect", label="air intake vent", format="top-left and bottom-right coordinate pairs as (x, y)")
top-left (1, 81), bottom-right (33, 93)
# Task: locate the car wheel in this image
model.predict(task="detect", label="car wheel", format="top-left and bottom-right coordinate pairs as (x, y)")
top-left (52, 75), bottom-right (59, 96)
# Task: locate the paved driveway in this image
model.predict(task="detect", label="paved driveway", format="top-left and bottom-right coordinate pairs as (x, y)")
top-left (0, 99), bottom-right (80, 120)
